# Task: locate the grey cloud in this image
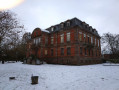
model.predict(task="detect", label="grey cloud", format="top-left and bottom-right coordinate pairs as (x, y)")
top-left (11, 0), bottom-right (119, 35)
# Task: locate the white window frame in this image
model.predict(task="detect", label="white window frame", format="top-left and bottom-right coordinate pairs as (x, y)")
top-left (36, 38), bottom-right (39, 45)
top-left (51, 27), bottom-right (54, 31)
top-left (45, 50), bottom-right (48, 55)
top-left (87, 35), bottom-right (90, 43)
top-left (67, 21), bottom-right (70, 26)
top-left (67, 32), bottom-right (70, 42)
top-left (61, 24), bottom-right (64, 28)
top-left (38, 37), bottom-right (41, 43)
top-left (95, 38), bottom-right (97, 45)
top-left (79, 32), bottom-right (82, 41)
top-left (60, 34), bottom-right (64, 43)
top-left (51, 36), bottom-right (54, 44)
top-left (98, 40), bottom-right (100, 47)
top-left (84, 33), bottom-right (86, 42)
top-left (91, 36), bottom-right (93, 44)
top-left (33, 39), bottom-right (35, 44)
top-left (84, 34), bottom-right (86, 38)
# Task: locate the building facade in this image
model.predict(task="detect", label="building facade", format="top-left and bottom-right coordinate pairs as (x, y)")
top-left (26, 18), bottom-right (102, 65)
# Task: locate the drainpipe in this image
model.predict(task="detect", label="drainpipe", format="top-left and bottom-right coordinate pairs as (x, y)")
top-left (57, 31), bottom-right (58, 64)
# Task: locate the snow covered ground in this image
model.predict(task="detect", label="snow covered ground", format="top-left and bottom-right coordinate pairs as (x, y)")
top-left (0, 62), bottom-right (119, 90)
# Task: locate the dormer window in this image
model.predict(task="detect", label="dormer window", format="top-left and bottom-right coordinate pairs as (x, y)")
top-left (89, 27), bottom-right (92, 31)
top-left (61, 23), bottom-right (64, 28)
top-left (92, 29), bottom-right (94, 32)
top-left (87, 24), bottom-right (89, 28)
top-left (51, 27), bottom-right (54, 32)
top-left (67, 21), bottom-right (70, 26)
top-left (93, 29), bottom-right (96, 33)
top-left (85, 25), bottom-right (87, 29)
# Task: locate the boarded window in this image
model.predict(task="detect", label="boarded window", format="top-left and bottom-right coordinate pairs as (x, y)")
top-left (88, 49), bottom-right (90, 56)
top-left (96, 49), bottom-right (97, 57)
top-left (51, 49), bottom-right (53, 56)
top-left (80, 47), bottom-right (82, 55)
top-left (45, 37), bottom-right (48, 44)
top-left (85, 48), bottom-right (87, 55)
top-left (67, 47), bottom-right (71, 55)
top-left (92, 50), bottom-right (93, 56)
top-left (45, 50), bottom-right (48, 55)
top-left (61, 48), bottom-right (64, 55)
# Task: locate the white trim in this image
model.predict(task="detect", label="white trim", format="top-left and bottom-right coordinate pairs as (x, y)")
top-left (79, 32), bottom-right (82, 34)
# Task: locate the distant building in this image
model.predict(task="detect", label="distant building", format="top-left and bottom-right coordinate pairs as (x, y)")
top-left (26, 17), bottom-right (102, 65)
top-left (22, 32), bottom-right (31, 44)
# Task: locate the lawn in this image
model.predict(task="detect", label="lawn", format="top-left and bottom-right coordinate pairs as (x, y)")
top-left (0, 62), bottom-right (119, 90)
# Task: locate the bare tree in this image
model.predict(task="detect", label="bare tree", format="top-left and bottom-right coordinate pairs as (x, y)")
top-left (101, 33), bottom-right (119, 54)
top-left (16, 32), bottom-right (31, 61)
top-left (101, 32), bottom-right (119, 63)
top-left (22, 32), bottom-right (31, 44)
top-left (0, 10), bottom-right (25, 63)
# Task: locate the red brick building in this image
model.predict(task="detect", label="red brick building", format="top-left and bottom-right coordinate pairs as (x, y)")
top-left (26, 18), bottom-right (102, 65)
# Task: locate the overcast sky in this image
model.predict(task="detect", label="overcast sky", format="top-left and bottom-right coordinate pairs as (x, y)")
top-left (11, 0), bottom-right (119, 36)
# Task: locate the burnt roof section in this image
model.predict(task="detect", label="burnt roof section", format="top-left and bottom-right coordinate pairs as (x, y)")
top-left (46, 17), bottom-right (100, 37)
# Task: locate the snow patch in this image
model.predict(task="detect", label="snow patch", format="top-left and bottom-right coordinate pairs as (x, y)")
top-left (0, 62), bottom-right (119, 90)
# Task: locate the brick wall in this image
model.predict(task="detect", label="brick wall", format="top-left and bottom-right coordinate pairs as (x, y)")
top-left (26, 26), bottom-right (102, 65)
